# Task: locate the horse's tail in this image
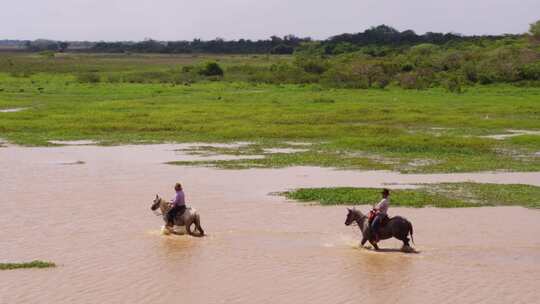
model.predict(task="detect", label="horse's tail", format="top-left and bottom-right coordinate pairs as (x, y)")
top-left (408, 221), bottom-right (414, 245)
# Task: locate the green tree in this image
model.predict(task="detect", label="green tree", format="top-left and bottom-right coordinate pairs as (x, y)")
top-left (57, 42), bottom-right (69, 52)
top-left (271, 44), bottom-right (294, 54)
top-left (293, 42), bottom-right (329, 74)
top-left (530, 20), bottom-right (540, 41)
top-left (331, 42), bottom-right (359, 55)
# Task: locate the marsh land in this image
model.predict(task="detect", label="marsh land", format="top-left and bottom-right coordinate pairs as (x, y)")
top-left (1, 33), bottom-right (540, 302)
top-left (1, 51), bottom-right (539, 175)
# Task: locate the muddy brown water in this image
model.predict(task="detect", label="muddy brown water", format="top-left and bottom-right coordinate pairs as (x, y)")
top-left (1, 144), bottom-right (539, 304)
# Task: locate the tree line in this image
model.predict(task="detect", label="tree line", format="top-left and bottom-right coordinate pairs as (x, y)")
top-left (5, 21), bottom-right (539, 91)
top-left (18, 23), bottom-right (537, 55)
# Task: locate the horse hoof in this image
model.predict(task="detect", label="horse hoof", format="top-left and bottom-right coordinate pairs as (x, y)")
top-left (161, 226), bottom-right (171, 235)
top-left (401, 246), bottom-right (414, 253)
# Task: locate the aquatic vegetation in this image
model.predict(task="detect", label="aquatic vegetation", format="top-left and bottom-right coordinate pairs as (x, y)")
top-left (283, 183), bottom-right (540, 208)
top-left (0, 260), bottom-right (56, 270)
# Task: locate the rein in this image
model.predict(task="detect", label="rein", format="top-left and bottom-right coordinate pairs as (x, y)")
top-left (352, 214), bottom-right (364, 231)
top-left (152, 198), bottom-right (168, 216)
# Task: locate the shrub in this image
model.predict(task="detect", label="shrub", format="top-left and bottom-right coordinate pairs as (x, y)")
top-left (105, 74), bottom-right (122, 83)
top-left (296, 58), bottom-right (328, 74)
top-left (443, 75), bottom-right (463, 93)
top-left (440, 52), bottom-right (463, 71)
top-left (351, 63), bottom-right (385, 88)
top-left (410, 43), bottom-right (438, 56)
top-left (122, 71), bottom-right (173, 83)
top-left (321, 62), bottom-right (388, 89)
top-left (401, 62), bottom-right (414, 72)
top-left (38, 51), bottom-right (55, 58)
top-left (76, 72), bottom-right (100, 83)
top-left (375, 75), bottom-right (391, 89)
top-left (477, 71), bottom-right (497, 85)
top-left (9, 71), bottom-right (34, 78)
top-left (332, 42), bottom-right (360, 55)
top-left (462, 62), bottom-right (479, 83)
top-left (198, 62), bottom-right (224, 77)
top-left (322, 65), bottom-right (365, 88)
top-left (519, 62), bottom-right (540, 80)
top-left (248, 63), bottom-right (316, 84)
top-left (271, 44), bottom-right (295, 54)
top-left (398, 71), bottom-right (431, 90)
top-left (294, 42), bottom-right (329, 74)
top-left (181, 65), bottom-right (194, 73)
top-left (311, 97), bottom-right (335, 103)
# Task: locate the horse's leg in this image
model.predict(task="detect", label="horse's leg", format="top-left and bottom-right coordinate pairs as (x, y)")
top-left (360, 237), bottom-right (368, 247)
top-left (395, 227), bottom-right (411, 251)
top-left (164, 216), bottom-right (174, 232)
top-left (400, 237), bottom-right (410, 250)
top-left (186, 220), bottom-right (194, 236)
top-left (369, 240), bottom-right (380, 251)
top-left (194, 215), bottom-right (205, 236)
top-left (403, 237), bottom-right (410, 247)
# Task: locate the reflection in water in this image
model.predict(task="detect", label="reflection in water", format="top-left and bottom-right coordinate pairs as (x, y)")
top-left (158, 234), bottom-right (199, 259)
top-left (1, 144), bottom-right (539, 304)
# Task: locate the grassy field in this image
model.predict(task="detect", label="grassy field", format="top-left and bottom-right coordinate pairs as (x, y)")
top-left (1, 53), bottom-right (539, 173)
top-left (0, 260), bottom-right (56, 270)
top-left (283, 183), bottom-right (540, 208)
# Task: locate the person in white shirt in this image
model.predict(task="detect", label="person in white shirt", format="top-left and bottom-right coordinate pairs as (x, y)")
top-left (371, 188), bottom-right (390, 241)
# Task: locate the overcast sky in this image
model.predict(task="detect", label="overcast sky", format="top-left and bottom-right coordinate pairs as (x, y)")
top-left (1, 0), bottom-right (539, 41)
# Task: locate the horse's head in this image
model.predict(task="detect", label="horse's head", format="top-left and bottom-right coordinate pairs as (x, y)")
top-left (151, 194), bottom-right (162, 211)
top-left (345, 208), bottom-right (364, 226)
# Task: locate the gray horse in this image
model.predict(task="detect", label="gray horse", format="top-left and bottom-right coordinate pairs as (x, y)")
top-left (345, 208), bottom-right (414, 251)
top-left (151, 195), bottom-right (205, 237)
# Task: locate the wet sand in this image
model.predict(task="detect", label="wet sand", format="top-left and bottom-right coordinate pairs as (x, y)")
top-left (1, 144), bottom-right (539, 304)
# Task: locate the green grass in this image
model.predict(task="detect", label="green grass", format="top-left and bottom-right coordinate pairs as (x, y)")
top-left (0, 260), bottom-right (56, 270)
top-left (282, 183), bottom-right (540, 208)
top-left (1, 53), bottom-right (539, 173)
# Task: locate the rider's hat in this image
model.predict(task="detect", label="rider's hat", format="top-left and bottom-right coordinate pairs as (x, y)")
top-left (381, 188), bottom-right (390, 195)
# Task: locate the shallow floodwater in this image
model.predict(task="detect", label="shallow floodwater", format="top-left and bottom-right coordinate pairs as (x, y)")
top-left (1, 144), bottom-right (539, 304)
top-left (0, 107), bottom-right (28, 113)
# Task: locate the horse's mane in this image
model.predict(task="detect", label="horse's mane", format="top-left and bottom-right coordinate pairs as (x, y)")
top-left (351, 208), bottom-right (365, 218)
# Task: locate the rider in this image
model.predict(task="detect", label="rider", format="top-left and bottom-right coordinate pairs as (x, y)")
top-left (166, 182), bottom-right (187, 229)
top-left (371, 188), bottom-right (390, 242)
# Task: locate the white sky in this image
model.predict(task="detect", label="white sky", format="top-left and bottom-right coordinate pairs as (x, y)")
top-left (1, 0), bottom-right (539, 41)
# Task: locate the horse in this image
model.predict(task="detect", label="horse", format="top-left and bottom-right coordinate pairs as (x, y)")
top-left (150, 195), bottom-right (205, 237)
top-left (345, 208), bottom-right (414, 252)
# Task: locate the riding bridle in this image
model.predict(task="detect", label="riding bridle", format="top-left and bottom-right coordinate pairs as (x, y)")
top-left (152, 198), bottom-right (165, 216)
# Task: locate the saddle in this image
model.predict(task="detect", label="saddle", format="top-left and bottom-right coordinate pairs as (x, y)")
top-left (368, 210), bottom-right (389, 226)
top-left (165, 206), bottom-right (190, 226)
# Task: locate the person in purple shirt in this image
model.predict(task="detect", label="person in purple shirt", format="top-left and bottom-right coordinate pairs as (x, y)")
top-left (166, 182), bottom-right (187, 228)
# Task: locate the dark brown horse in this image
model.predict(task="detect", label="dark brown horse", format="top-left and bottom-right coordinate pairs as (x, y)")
top-left (345, 208), bottom-right (414, 251)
